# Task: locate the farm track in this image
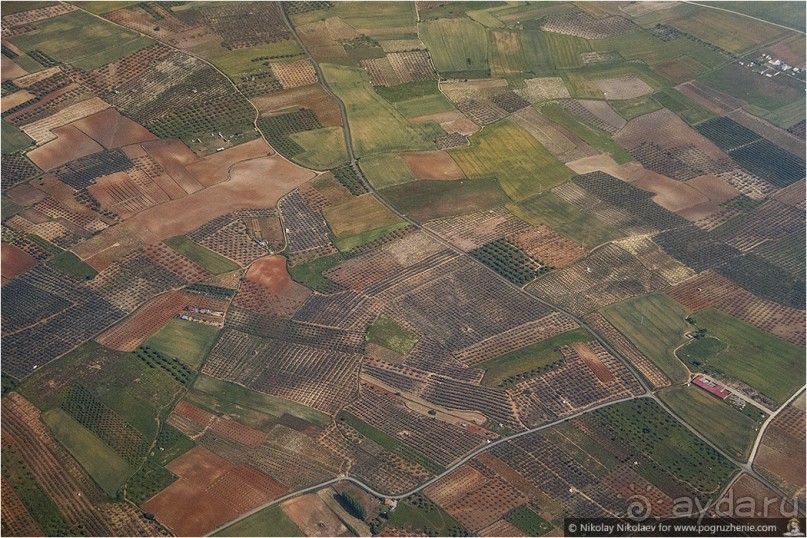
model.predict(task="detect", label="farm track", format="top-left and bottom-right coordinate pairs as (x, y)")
top-left (66, 2), bottom-right (805, 530)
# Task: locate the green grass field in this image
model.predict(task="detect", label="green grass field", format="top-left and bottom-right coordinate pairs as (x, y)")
top-left (609, 94), bottom-right (663, 120)
top-left (658, 385), bottom-right (763, 460)
top-left (321, 63), bottom-right (436, 157)
top-left (537, 102), bottom-right (633, 163)
top-left (593, 30), bottom-right (727, 72)
top-left (145, 318), bottom-right (219, 369)
top-left (479, 328), bottom-right (590, 387)
top-left (601, 293), bottom-right (691, 385)
top-left (380, 177), bottom-right (509, 222)
top-left (367, 314), bottom-right (418, 355)
top-left (76, 1), bottom-right (141, 14)
top-left (449, 119), bottom-right (573, 201)
top-left (393, 94), bottom-right (455, 118)
top-left (291, 1), bottom-right (417, 36)
top-left (2, 120), bottom-right (34, 154)
top-left (700, 63), bottom-right (805, 116)
top-left (359, 153), bottom-right (415, 189)
top-left (20, 342), bottom-right (181, 440)
top-left (700, 1), bottom-right (806, 32)
top-left (215, 504), bottom-right (304, 537)
top-left (10, 11), bottom-right (153, 71)
top-left (163, 236), bottom-right (240, 274)
top-left (509, 191), bottom-right (625, 248)
top-left (684, 308), bottom-right (805, 405)
top-left (333, 222), bottom-right (409, 252)
top-left (645, 4), bottom-right (792, 54)
top-left (385, 496), bottom-right (467, 536)
top-left (289, 127), bottom-right (349, 170)
top-left (125, 460), bottom-right (178, 504)
top-left (323, 194), bottom-right (405, 243)
top-left (192, 375), bottom-right (331, 427)
top-left (42, 408), bottom-right (133, 497)
top-left (51, 251), bottom-right (98, 280)
top-left (652, 87), bottom-right (715, 125)
top-left (546, 32), bottom-right (590, 69)
top-left (420, 18), bottom-right (489, 74)
top-left (488, 29), bottom-right (530, 76)
top-left (210, 41), bottom-right (303, 76)
top-left (287, 252), bottom-right (344, 292)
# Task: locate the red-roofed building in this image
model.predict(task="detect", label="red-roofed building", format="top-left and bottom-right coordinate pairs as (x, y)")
top-left (692, 375), bottom-right (731, 400)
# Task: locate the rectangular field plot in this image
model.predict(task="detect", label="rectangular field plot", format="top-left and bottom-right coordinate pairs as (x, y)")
top-left (321, 63), bottom-right (435, 157)
top-left (600, 292), bottom-right (691, 385)
top-left (449, 120), bottom-right (574, 201)
top-left (9, 10), bottom-right (153, 71)
top-left (684, 308), bottom-right (805, 406)
top-left (658, 385), bottom-right (765, 460)
top-left (420, 18), bottom-right (489, 75)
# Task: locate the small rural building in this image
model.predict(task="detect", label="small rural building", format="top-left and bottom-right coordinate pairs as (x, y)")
top-left (691, 375), bottom-right (731, 400)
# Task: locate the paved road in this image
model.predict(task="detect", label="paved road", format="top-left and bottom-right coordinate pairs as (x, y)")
top-left (78, 4), bottom-right (804, 532)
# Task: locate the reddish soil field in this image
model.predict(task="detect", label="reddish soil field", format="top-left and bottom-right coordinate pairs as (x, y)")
top-left (6, 183), bottom-right (49, 206)
top-left (121, 156), bottom-right (315, 244)
top-left (1, 479), bottom-right (43, 537)
top-left (143, 447), bottom-right (240, 537)
top-left (71, 108), bottom-right (157, 149)
top-left (1, 243), bottom-right (39, 279)
top-left (507, 225), bottom-right (586, 268)
top-left (141, 139), bottom-right (203, 194)
top-left (425, 465), bottom-right (489, 507)
top-left (252, 83), bottom-right (342, 127)
top-left (408, 110), bottom-right (481, 136)
top-left (246, 255), bottom-right (307, 297)
top-left (26, 125), bottom-right (103, 171)
top-left (96, 291), bottom-right (195, 351)
top-left (174, 400), bottom-right (268, 447)
top-left (616, 108), bottom-right (727, 159)
top-left (281, 493), bottom-right (351, 537)
top-left (572, 341), bottom-right (614, 383)
top-left (402, 150), bottom-right (465, 180)
top-left (186, 138), bottom-right (274, 188)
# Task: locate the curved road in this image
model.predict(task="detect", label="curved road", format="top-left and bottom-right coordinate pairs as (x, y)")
top-left (77, 4), bottom-right (804, 533)
top-left (206, 7), bottom-right (805, 535)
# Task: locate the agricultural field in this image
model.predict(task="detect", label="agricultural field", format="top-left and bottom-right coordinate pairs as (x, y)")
top-left (144, 319), bottom-right (219, 369)
top-left (1, 1), bottom-right (804, 536)
top-left (321, 63), bottom-right (436, 156)
top-left (658, 385), bottom-right (765, 460)
top-left (420, 18), bottom-right (489, 76)
top-left (684, 308), bottom-right (805, 406)
top-left (449, 120), bottom-right (574, 201)
top-left (601, 293), bottom-right (691, 385)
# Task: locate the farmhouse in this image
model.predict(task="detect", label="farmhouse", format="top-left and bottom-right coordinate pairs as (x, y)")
top-left (691, 375), bottom-right (731, 400)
